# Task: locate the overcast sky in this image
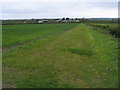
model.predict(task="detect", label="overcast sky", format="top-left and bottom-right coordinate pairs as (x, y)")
top-left (1, 0), bottom-right (119, 19)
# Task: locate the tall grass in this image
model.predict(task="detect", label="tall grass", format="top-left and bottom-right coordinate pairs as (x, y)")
top-left (87, 23), bottom-right (119, 37)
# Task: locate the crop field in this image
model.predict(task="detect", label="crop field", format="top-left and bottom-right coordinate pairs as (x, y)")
top-left (2, 23), bottom-right (118, 88)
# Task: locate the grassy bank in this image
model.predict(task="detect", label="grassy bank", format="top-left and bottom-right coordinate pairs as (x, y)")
top-left (86, 23), bottom-right (119, 38)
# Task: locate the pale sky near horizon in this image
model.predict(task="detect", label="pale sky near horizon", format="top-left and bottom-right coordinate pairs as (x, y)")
top-left (0, 0), bottom-right (119, 19)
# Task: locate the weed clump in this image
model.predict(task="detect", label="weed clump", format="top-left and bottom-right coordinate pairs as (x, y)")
top-left (65, 48), bottom-right (94, 56)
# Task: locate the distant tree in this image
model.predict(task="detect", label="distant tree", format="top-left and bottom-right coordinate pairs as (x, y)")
top-left (62, 17), bottom-right (65, 20)
top-left (31, 18), bottom-right (34, 21)
top-left (66, 17), bottom-right (69, 20)
top-left (75, 18), bottom-right (78, 20)
top-left (80, 17), bottom-right (88, 23)
top-left (35, 19), bottom-right (39, 21)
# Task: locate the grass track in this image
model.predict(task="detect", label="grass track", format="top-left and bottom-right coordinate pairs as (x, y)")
top-left (3, 24), bottom-right (118, 88)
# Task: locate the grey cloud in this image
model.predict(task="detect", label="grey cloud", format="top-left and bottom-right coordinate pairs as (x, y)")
top-left (1, 2), bottom-right (118, 19)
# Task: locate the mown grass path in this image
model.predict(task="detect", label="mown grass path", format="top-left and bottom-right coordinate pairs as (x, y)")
top-left (3, 24), bottom-right (118, 88)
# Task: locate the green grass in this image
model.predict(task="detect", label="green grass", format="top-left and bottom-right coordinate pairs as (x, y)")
top-left (2, 23), bottom-right (78, 48)
top-left (3, 24), bottom-right (118, 88)
top-left (87, 23), bottom-right (119, 37)
top-left (64, 48), bottom-right (94, 56)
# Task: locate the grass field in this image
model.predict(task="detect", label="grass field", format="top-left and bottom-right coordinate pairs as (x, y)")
top-left (3, 23), bottom-right (118, 88)
top-left (2, 23), bottom-right (78, 48)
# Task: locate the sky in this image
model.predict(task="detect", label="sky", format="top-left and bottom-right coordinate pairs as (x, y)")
top-left (0, 0), bottom-right (119, 19)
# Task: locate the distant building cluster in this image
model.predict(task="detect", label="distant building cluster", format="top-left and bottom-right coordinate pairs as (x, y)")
top-left (54, 19), bottom-right (80, 23)
top-left (38, 20), bottom-right (49, 23)
top-left (2, 17), bottom-right (89, 25)
top-left (23, 17), bottom-right (82, 24)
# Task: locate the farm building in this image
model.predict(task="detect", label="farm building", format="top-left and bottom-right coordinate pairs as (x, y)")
top-left (74, 20), bottom-right (80, 22)
top-left (38, 21), bottom-right (43, 23)
top-left (55, 20), bottom-right (62, 23)
top-left (38, 20), bottom-right (49, 23)
top-left (43, 20), bottom-right (49, 23)
top-left (54, 19), bottom-right (80, 23)
top-left (61, 20), bottom-right (68, 23)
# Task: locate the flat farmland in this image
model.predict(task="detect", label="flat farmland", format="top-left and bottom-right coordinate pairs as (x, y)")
top-left (3, 23), bottom-right (118, 88)
top-left (3, 23), bottom-right (78, 48)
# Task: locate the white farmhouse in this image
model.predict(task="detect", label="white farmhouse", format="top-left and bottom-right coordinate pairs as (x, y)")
top-left (38, 21), bottom-right (43, 23)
